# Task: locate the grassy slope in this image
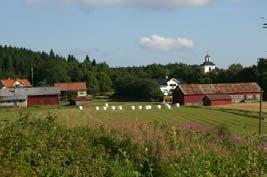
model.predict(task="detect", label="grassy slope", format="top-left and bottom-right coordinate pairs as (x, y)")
top-left (214, 102), bottom-right (267, 113)
top-left (0, 101), bottom-right (266, 134)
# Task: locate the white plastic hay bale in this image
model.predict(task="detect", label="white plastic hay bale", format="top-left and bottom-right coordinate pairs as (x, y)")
top-left (157, 105), bottom-right (161, 109)
top-left (175, 103), bottom-right (180, 108)
top-left (147, 105), bottom-right (152, 110)
top-left (105, 103), bottom-right (109, 107)
top-left (111, 106), bottom-right (116, 110)
top-left (103, 106), bottom-right (107, 111)
top-left (96, 106), bottom-right (100, 111)
top-left (145, 105), bottom-right (151, 110)
top-left (138, 106), bottom-right (143, 110)
top-left (131, 106), bottom-right (136, 110)
top-left (166, 105), bottom-right (171, 110)
top-left (79, 106), bottom-right (83, 110)
top-left (118, 106), bottom-right (123, 110)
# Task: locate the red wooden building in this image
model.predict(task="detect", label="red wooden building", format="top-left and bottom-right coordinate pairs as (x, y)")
top-left (0, 87), bottom-right (60, 107)
top-left (26, 87), bottom-right (60, 106)
top-left (55, 82), bottom-right (88, 99)
top-left (203, 94), bottom-right (232, 106)
top-left (173, 83), bottom-right (261, 106)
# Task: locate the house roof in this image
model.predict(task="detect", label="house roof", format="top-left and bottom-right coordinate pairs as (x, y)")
top-left (0, 87), bottom-right (60, 99)
top-left (24, 87), bottom-right (60, 96)
top-left (200, 61), bottom-right (215, 66)
top-left (154, 78), bottom-right (180, 86)
top-left (55, 82), bottom-right (87, 91)
top-left (0, 78), bottom-right (32, 88)
top-left (178, 83), bottom-right (261, 95)
top-left (0, 95), bottom-right (27, 101)
top-left (205, 94), bottom-right (231, 101)
top-left (154, 78), bottom-right (168, 85)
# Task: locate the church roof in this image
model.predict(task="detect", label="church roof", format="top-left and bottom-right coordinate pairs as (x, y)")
top-left (200, 61), bottom-right (215, 66)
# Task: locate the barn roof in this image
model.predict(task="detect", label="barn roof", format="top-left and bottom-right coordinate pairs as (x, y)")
top-left (55, 82), bottom-right (87, 91)
top-left (0, 78), bottom-right (32, 88)
top-left (24, 87), bottom-right (60, 96)
top-left (205, 94), bottom-right (231, 101)
top-left (0, 87), bottom-right (60, 98)
top-left (178, 83), bottom-right (261, 95)
top-left (0, 95), bottom-right (27, 102)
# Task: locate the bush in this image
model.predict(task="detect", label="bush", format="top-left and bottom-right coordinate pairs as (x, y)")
top-left (0, 115), bottom-right (263, 177)
top-left (113, 76), bottom-right (163, 101)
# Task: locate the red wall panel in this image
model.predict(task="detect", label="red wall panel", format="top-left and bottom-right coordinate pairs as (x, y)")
top-left (211, 100), bottom-right (232, 106)
top-left (172, 89), bottom-right (185, 104)
top-left (184, 95), bottom-right (204, 105)
top-left (28, 95), bottom-right (59, 106)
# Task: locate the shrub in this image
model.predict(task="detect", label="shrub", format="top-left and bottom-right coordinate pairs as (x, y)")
top-left (0, 115), bottom-right (263, 176)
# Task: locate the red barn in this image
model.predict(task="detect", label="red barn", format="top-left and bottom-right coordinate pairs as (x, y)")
top-left (0, 87), bottom-right (60, 107)
top-left (173, 83), bottom-right (261, 105)
top-left (26, 87), bottom-right (60, 106)
top-left (203, 94), bottom-right (232, 106)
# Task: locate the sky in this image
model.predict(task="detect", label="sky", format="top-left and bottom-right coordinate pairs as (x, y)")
top-left (0, 0), bottom-right (266, 68)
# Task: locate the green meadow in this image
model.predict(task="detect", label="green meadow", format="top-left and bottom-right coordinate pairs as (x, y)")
top-left (0, 100), bottom-right (265, 176)
top-left (0, 100), bottom-right (265, 134)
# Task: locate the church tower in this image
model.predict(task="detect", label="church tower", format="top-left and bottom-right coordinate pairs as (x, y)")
top-left (200, 53), bottom-right (216, 73)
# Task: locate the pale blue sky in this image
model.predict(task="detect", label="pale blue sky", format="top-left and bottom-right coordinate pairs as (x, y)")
top-left (0, 0), bottom-right (266, 68)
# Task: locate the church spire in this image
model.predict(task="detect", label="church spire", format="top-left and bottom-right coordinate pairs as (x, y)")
top-left (200, 53), bottom-right (216, 73)
top-left (205, 52), bottom-right (211, 62)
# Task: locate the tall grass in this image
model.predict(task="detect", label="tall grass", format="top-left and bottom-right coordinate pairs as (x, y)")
top-left (0, 114), bottom-right (264, 177)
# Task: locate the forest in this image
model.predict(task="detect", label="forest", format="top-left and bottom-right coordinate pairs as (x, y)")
top-left (0, 45), bottom-right (266, 99)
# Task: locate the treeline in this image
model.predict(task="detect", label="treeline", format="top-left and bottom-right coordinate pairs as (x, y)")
top-left (0, 45), bottom-right (266, 99)
top-left (0, 45), bottom-right (113, 95)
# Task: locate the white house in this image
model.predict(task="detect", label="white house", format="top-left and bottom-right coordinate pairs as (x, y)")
top-left (200, 54), bottom-right (216, 73)
top-left (155, 77), bottom-right (180, 96)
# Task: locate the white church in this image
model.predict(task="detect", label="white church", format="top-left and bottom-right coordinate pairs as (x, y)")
top-left (200, 54), bottom-right (216, 73)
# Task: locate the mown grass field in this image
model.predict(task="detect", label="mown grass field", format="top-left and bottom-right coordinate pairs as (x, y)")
top-left (0, 100), bottom-right (265, 176)
top-left (214, 102), bottom-right (267, 113)
top-left (0, 100), bottom-right (266, 134)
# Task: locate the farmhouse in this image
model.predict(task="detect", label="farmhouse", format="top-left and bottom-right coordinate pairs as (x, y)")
top-left (55, 82), bottom-right (87, 99)
top-left (0, 78), bottom-right (32, 89)
top-left (0, 87), bottom-right (60, 108)
top-left (155, 77), bottom-right (180, 96)
top-left (173, 83), bottom-right (261, 105)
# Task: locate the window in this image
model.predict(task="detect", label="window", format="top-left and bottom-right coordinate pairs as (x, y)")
top-left (209, 67), bottom-right (212, 72)
top-left (78, 91), bottom-right (86, 97)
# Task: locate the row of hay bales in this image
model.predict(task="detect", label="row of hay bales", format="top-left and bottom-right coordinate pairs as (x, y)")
top-left (96, 103), bottom-right (180, 111)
